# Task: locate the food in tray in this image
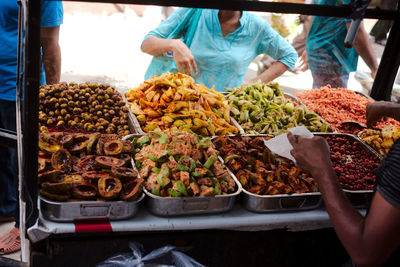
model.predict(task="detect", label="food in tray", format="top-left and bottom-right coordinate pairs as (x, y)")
top-left (39, 82), bottom-right (131, 135)
top-left (38, 132), bottom-right (143, 202)
top-left (360, 125), bottom-right (400, 156)
top-left (324, 135), bottom-right (380, 191)
top-left (225, 82), bottom-right (330, 135)
top-left (213, 135), bottom-right (318, 195)
top-left (125, 72), bottom-right (238, 136)
top-left (132, 131), bottom-right (236, 197)
top-left (295, 86), bottom-right (400, 133)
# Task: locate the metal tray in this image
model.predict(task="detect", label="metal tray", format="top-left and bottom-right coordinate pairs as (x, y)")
top-left (124, 134), bottom-right (242, 216)
top-left (316, 133), bottom-right (382, 208)
top-left (212, 135), bottom-right (322, 213)
top-left (40, 194), bottom-right (145, 222)
top-left (355, 90), bottom-right (374, 101)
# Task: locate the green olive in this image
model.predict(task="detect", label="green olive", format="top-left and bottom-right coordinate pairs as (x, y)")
top-left (96, 126), bottom-right (104, 132)
top-left (54, 109), bottom-right (60, 116)
top-left (60, 103), bottom-right (68, 109)
top-left (49, 111), bottom-right (55, 117)
top-left (109, 110), bottom-right (115, 116)
top-left (39, 92), bottom-right (45, 99)
top-left (56, 120), bottom-right (65, 127)
top-left (70, 121), bottom-right (77, 127)
top-left (87, 124), bottom-right (94, 132)
top-left (74, 117), bottom-right (80, 123)
top-left (60, 109), bottom-right (67, 116)
top-left (57, 116), bottom-right (63, 122)
top-left (64, 114), bottom-right (71, 121)
top-left (47, 118), bottom-right (54, 126)
top-left (40, 126), bottom-right (48, 132)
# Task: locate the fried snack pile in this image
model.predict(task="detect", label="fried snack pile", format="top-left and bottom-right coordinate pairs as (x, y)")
top-left (38, 132), bottom-right (143, 202)
top-left (125, 72), bottom-right (238, 136)
top-left (132, 131), bottom-right (236, 197)
top-left (226, 82), bottom-right (330, 135)
top-left (39, 82), bottom-right (130, 135)
top-left (213, 136), bottom-right (318, 195)
top-left (360, 125), bottom-right (400, 155)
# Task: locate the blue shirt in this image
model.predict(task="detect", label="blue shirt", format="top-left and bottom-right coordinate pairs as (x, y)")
top-left (306, 0), bottom-right (357, 75)
top-left (144, 8), bottom-right (297, 91)
top-left (0, 0), bottom-right (63, 101)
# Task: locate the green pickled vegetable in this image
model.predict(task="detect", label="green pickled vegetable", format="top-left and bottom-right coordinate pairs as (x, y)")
top-left (204, 156), bottom-right (217, 169)
top-left (152, 188), bottom-right (160, 196)
top-left (175, 164), bottom-right (189, 172)
top-left (175, 181), bottom-right (188, 196)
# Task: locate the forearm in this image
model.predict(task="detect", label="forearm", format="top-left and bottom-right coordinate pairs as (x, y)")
top-left (314, 169), bottom-right (368, 264)
top-left (248, 61), bottom-right (288, 84)
top-left (352, 22), bottom-right (378, 74)
top-left (141, 36), bottom-right (176, 57)
top-left (42, 42), bottom-right (61, 84)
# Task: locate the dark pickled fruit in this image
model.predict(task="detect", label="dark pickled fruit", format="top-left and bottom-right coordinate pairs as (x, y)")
top-left (51, 149), bottom-right (72, 172)
top-left (73, 155), bottom-right (98, 172)
top-left (70, 140), bottom-right (89, 154)
top-left (61, 174), bottom-right (84, 184)
top-left (120, 178), bottom-right (143, 201)
top-left (95, 156), bottom-right (125, 168)
top-left (73, 133), bottom-right (89, 142)
top-left (122, 140), bottom-right (134, 153)
top-left (82, 171), bottom-right (110, 181)
top-left (38, 158), bottom-right (47, 172)
top-left (39, 139), bottom-right (62, 154)
top-left (41, 182), bottom-right (72, 195)
top-left (71, 183), bottom-right (97, 200)
top-left (111, 166), bottom-right (138, 182)
top-left (98, 177), bottom-right (122, 200)
top-left (60, 134), bottom-right (74, 147)
top-left (117, 154), bottom-right (131, 166)
top-left (96, 138), bottom-right (105, 155)
top-left (38, 170), bottom-right (61, 183)
top-left (86, 133), bottom-right (100, 154)
top-left (40, 189), bottom-right (70, 202)
top-left (103, 140), bottom-right (123, 156)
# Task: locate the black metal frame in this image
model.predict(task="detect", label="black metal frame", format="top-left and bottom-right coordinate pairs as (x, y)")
top-left (14, 0), bottom-right (400, 240)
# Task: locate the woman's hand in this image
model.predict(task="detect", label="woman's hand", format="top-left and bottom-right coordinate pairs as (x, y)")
top-left (170, 39), bottom-right (198, 75)
top-left (294, 50), bottom-right (308, 72)
top-left (287, 132), bottom-right (333, 180)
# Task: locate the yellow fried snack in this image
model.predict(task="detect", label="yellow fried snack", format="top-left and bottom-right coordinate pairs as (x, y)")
top-left (361, 125), bottom-right (400, 155)
top-left (125, 72), bottom-right (238, 136)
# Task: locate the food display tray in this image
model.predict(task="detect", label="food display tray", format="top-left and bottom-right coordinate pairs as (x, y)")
top-left (213, 135), bottom-right (322, 213)
top-left (124, 134), bottom-right (242, 216)
top-left (40, 193), bottom-right (145, 222)
top-left (316, 133), bottom-right (382, 208)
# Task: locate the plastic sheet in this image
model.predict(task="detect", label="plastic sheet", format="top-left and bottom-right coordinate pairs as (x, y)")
top-left (97, 242), bottom-right (205, 267)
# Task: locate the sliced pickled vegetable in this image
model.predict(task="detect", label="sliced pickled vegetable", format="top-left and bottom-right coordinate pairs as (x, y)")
top-left (82, 171), bottom-right (110, 181)
top-left (70, 140), bottom-right (89, 154)
top-left (38, 170), bottom-right (61, 183)
top-left (103, 140), bottom-right (123, 156)
top-left (51, 149), bottom-right (72, 172)
top-left (73, 155), bottom-right (98, 172)
top-left (60, 134), bottom-right (74, 147)
top-left (40, 189), bottom-right (70, 202)
top-left (204, 156), bottom-right (217, 169)
top-left (175, 181), bottom-right (187, 196)
top-left (95, 156), bottom-right (125, 169)
top-left (86, 133), bottom-right (100, 154)
top-left (111, 166), bottom-right (138, 182)
top-left (98, 177), bottom-right (122, 200)
top-left (61, 174), bottom-right (84, 184)
top-left (38, 158), bottom-right (46, 172)
top-left (41, 182), bottom-right (72, 195)
top-left (120, 178), bottom-right (143, 201)
top-left (71, 183), bottom-right (97, 200)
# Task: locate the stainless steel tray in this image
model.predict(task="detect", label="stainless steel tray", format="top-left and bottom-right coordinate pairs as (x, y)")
top-left (124, 134), bottom-right (242, 216)
top-left (213, 135), bottom-right (322, 213)
top-left (40, 194), bottom-right (145, 222)
top-left (316, 133), bottom-right (382, 208)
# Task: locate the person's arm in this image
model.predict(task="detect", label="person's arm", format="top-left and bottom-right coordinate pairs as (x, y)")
top-left (367, 101), bottom-right (400, 127)
top-left (346, 21), bottom-right (378, 78)
top-left (40, 26), bottom-right (61, 84)
top-left (141, 36), bottom-right (197, 75)
top-left (288, 133), bottom-right (400, 267)
top-left (246, 61), bottom-right (288, 84)
top-left (295, 16), bottom-right (313, 72)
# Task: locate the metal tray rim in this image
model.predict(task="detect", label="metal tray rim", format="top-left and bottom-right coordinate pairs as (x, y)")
top-left (40, 192), bottom-right (145, 206)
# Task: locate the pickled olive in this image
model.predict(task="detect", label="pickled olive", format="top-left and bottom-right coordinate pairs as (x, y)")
top-left (98, 177), bottom-right (122, 200)
top-left (51, 149), bottom-right (72, 172)
top-left (71, 183), bottom-right (97, 200)
top-left (95, 156), bottom-right (125, 169)
top-left (111, 166), bottom-right (138, 182)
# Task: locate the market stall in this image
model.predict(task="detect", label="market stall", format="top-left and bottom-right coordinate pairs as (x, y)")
top-left (6, 0), bottom-right (400, 266)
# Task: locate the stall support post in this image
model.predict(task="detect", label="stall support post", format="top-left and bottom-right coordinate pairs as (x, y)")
top-left (20, 0), bottom-right (40, 230)
top-left (370, 2), bottom-right (400, 100)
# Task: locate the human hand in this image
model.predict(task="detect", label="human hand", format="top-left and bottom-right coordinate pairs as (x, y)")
top-left (287, 132), bottom-right (332, 179)
top-left (371, 68), bottom-right (377, 79)
top-left (171, 39), bottom-right (198, 76)
top-left (294, 50), bottom-right (308, 72)
top-left (366, 101), bottom-right (389, 128)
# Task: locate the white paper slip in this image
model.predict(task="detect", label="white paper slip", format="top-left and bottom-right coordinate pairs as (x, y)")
top-left (263, 126), bottom-right (314, 163)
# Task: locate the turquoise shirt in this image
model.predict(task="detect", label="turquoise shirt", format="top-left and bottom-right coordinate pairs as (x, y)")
top-left (0, 0), bottom-right (63, 101)
top-left (144, 8), bottom-right (297, 91)
top-left (306, 0), bottom-right (357, 75)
